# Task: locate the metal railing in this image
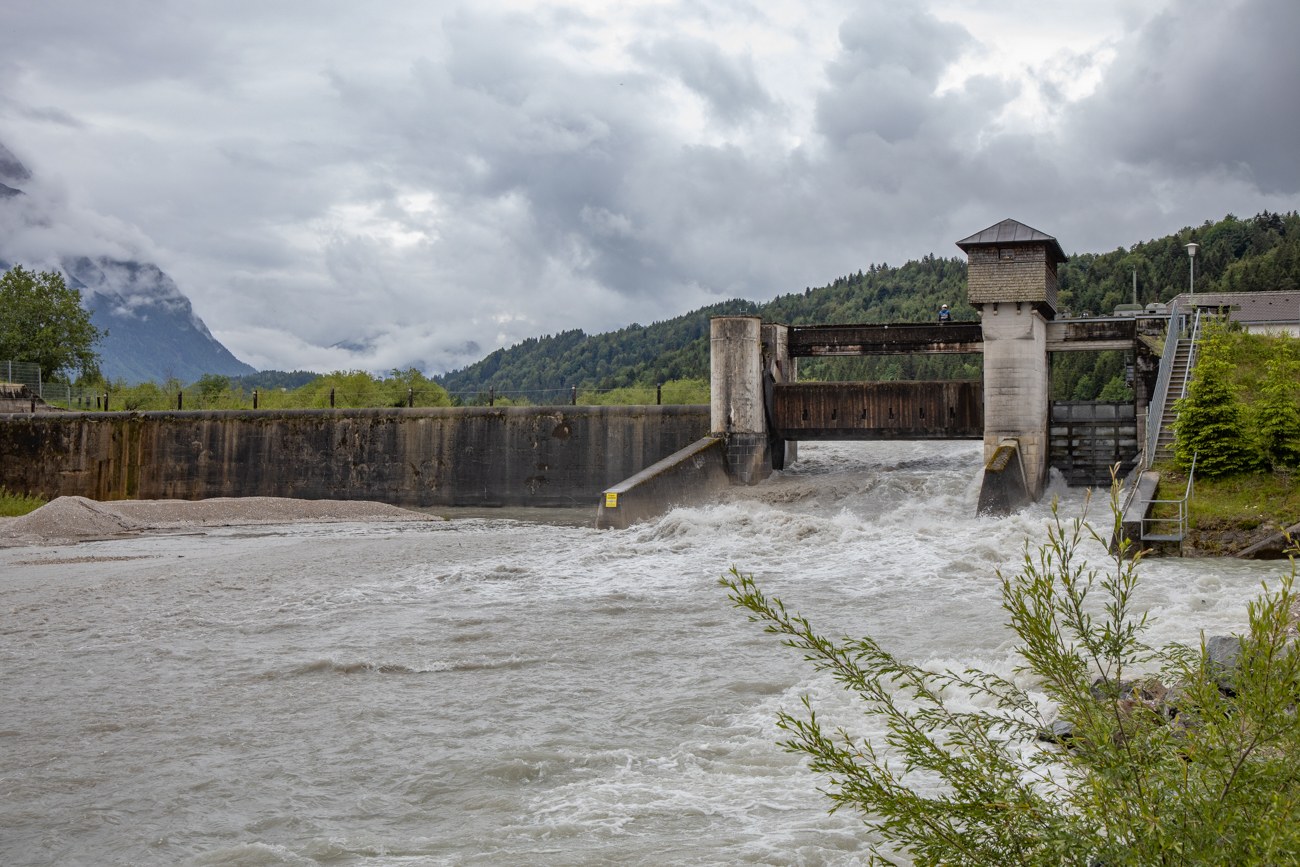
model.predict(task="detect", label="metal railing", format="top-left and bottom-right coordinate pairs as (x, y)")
top-left (1142, 301), bottom-right (1211, 468)
top-left (3, 361), bottom-right (105, 409)
top-left (1143, 297), bottom-right (1181, 465)
top-left (3, 360), bottom-right (41, 394)
top-left (1142, 451), bottom-right (1197, 555)
top-left (1177, 308), bottom-right (1204, 404)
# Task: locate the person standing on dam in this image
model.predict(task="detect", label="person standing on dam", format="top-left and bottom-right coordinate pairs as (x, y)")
top-left (938, 304), bottom-right (951, 323)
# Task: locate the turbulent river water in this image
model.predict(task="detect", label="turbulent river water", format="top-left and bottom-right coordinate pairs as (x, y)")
top-left (0, 441), bottom-right (1286, 866)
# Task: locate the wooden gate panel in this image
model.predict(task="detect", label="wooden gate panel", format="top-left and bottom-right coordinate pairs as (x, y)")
top-left (773, 381), bottom-right (983, 440)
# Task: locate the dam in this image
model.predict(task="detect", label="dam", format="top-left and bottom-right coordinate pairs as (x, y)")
top-left (0, 223), bottom-right (1272, 867)
top-left (0, 219), bottom-right (1165, 523)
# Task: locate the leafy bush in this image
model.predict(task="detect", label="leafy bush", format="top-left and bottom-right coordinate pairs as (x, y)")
top-left (1097, 375), bottom-right (1134, 401)
top-left (725, 496), bottom-right (1300, 866)
top-left (196, 374), bottom-right (230, 400)
top-left (94, 367), bottom-right (451, 411)
top-left (578, 377), bottom-right (709, 405)
top-left (0, 486), bottom-right (46, 517)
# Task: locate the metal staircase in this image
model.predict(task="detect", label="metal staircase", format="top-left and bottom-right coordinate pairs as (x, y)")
top-left (1153, 333), bottom-right (1196, 460)
top-left (1144, 302), bottom-right (1204, 465)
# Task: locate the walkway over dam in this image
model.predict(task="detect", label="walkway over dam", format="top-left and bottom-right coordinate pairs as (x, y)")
top-left (764, 317), bottom-right (1149, 442)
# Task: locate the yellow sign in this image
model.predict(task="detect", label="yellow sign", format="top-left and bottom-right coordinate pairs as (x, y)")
top-left (605, 492), bottom-right (618, 508)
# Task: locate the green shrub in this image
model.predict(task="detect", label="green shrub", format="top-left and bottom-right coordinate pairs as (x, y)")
top-left (197, 374), bottom-right (230, 400)
top-left (578, 377), bottom-right (710, 406)
top-left (0, 486), bottom-right (47, 517)
top-left (725, 495), bottom-right (1300, 866)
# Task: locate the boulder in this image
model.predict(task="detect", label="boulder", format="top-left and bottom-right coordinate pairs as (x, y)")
top-left (1038, 718), bottom-right (1076, 744)
top-left (1206, 635), bottom-right (1243, 693)
top-left (1235, 523), bottom-right (1300, 560)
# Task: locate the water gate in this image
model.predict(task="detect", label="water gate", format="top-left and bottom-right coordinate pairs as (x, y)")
top-left (704, 219), bottom-right (1166, 516)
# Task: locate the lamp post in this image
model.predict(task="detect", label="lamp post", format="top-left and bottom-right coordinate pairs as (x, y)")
top-left (1185, 242), bottom-right (1198, 301)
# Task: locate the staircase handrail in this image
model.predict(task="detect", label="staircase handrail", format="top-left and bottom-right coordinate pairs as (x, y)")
top-left (1178, 307), bottom-right (1204, 403)
top-left (1141, 451), bottom-right (1197, 555)
top-left (1144, 296), bottom-right (1182, 466)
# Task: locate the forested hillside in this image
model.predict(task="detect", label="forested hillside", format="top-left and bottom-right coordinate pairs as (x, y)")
top-left (1059, 210), bottom-right (1299, 311)
top-left (436, 212), bottom-right (1300, 401)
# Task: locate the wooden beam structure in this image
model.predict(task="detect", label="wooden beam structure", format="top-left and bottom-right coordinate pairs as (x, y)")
top-left (772, 381), bottom-right (983, 440)
top-left (787, 322), bottom-right (983, 356)
top-left (784, 318), bottom-right (1145, 357)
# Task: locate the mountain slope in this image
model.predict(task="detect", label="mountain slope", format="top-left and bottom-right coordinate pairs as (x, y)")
top-left (436, 212), bottom-right (1300, 398)
top-left (435, 254), bottom-right (977, 395)
top-left (65, 257), bottom-right (255, 383)
top-left (0, 140), bottom-right (256, 384)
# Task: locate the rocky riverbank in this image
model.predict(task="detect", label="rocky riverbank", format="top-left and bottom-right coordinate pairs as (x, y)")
top-left (1186, 518), bottom-right (1300, 558)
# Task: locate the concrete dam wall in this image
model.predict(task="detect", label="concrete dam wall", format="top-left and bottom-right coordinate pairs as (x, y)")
top-left (0, 405), bottom-right (710, 508)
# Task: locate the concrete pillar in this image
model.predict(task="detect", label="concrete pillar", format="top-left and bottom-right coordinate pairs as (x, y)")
top-left (980, 302), bottom-right (1050, 501)
top-left (760, 322), bottom-right (796, 467)
top-left (957, 219), bottom-right (1064, 513)
top-left (711, 315), bottom-right (770, 484)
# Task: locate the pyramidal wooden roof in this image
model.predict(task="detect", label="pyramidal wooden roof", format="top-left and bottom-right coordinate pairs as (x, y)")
top-left (956, 219), bottom-right (1066, 263)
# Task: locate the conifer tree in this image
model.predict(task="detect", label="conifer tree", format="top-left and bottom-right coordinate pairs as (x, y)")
top-left (1171, 321), bottom-right (1250, 476)
top-left (1251, 337), bottom-right (1300, 469)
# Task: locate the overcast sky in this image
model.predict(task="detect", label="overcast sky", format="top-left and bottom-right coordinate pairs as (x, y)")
top-left (1, 0), bottom-right (1298, 374)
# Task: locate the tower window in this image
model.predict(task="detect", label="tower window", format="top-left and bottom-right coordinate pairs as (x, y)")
top-left (999, 249), bottom-right (1015, 261)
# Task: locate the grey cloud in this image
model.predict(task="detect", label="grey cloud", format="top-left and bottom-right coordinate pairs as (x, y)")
top-left (333, 13), bottom-right (700, 306)
top-left (1071, 0), bottom-right (1300, 193)
top-left (817, 3), bottom-right (977, 145)
top-left (0, 1), bottom-right (1297, 378)
top-left (0, 0), bottom-right (225, 90)
top-left (633, 36), bottom-right (774, 123)
top-left (64, 256), bottom-right (193, 320)
top-left (16, 104), bottom-right (85, 128)
top-left (0, 142), bottom-right (30, 182)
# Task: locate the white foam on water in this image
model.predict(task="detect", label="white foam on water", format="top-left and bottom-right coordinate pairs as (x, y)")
top-left (1, 441), bottom-right (1291, 866)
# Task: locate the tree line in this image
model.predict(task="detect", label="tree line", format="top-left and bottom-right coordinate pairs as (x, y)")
top-left (436, 212), bottom-right (1300, 401)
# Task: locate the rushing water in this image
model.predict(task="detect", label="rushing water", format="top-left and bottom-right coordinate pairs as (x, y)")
top-left (0, 442), bottom-right (1285, 866)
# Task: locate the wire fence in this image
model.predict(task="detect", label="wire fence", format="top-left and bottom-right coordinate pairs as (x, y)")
top-left (3, 360), bottom-right (102, 409)
top-left (3, 360), bottom-right (709, 411)
top-left (3, 360), bottom-right (40, 392)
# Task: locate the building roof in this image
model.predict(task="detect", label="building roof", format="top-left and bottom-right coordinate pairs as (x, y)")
top-left (1173, 290), bottom-right (1300, 324)
top-left (955, 218), bottom-right (1067, 263)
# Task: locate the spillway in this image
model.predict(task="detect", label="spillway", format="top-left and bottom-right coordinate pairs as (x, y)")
top-left (0, 441), bottom-right (1280, 866)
